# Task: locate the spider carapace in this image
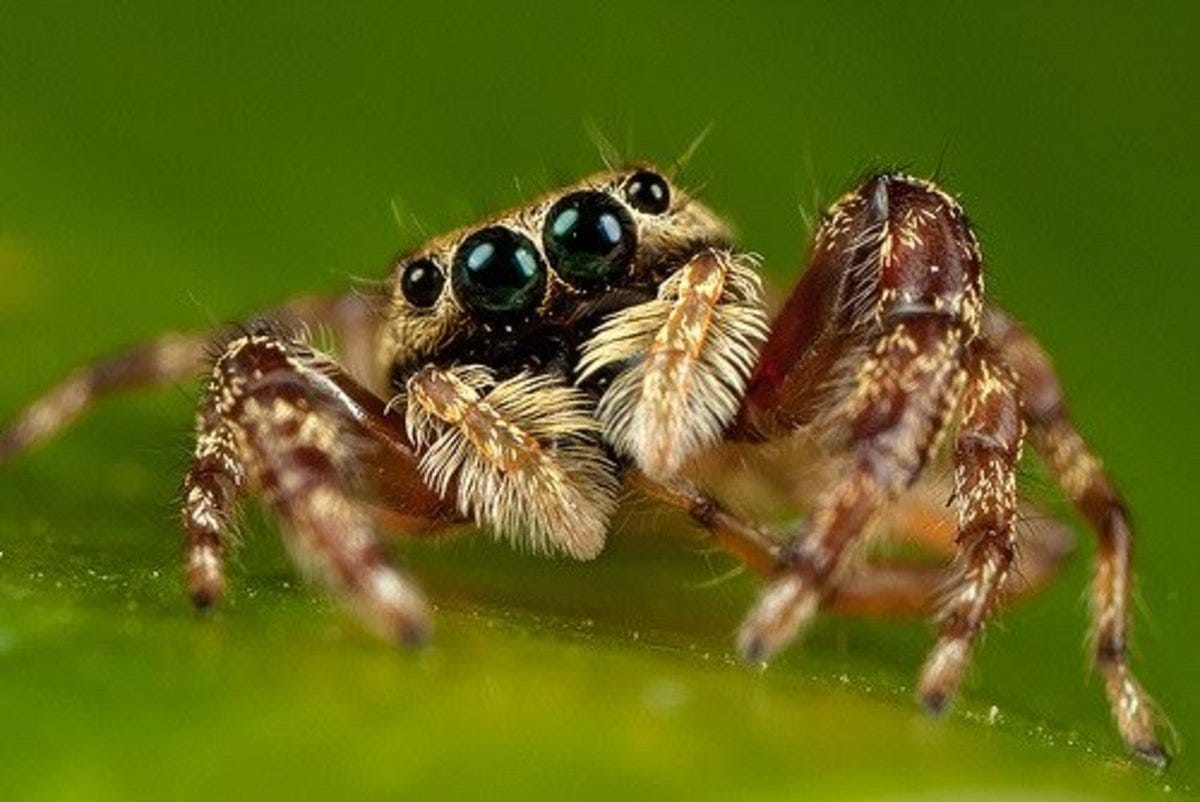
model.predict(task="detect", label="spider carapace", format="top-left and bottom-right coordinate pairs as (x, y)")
top-left (0, 165), bottom-right (1168, 766)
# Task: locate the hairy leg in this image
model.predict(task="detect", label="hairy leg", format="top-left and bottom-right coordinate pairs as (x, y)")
top-left (182, 328), bottom-right (451, 642)
top-left (0, 292), bottom-right (379, 462)
top-left (730, 174), bottom-right (988, 660)
top-left (633, 471), bottom-right (1071, 617)
top-left (182, 397), bottom-right (243, 608)
top-left (984, 305), bottom-right (1167, 766)
top-left (629, 472), bottom-right (783, 575)
top-left (831, 499), bottom-right (1072, 617)
top-left (917, 349), bottom-right (1024, 711)
top-left (730, 173), bottom-right (1161, 762)
top-left (0, 332), bottom-right (208, 461)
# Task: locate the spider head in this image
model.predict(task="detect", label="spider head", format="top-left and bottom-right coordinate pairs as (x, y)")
top-left (379, 166), bottom-right (731, 381)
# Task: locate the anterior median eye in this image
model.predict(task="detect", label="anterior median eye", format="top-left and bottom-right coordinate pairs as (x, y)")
top-left (451, 226), bottom-right (546, 317)
top-left (542, 191), bottom-right (635, 289)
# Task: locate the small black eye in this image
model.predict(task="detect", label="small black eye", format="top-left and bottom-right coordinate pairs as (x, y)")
top-left (452, 226), bottom-right (546, 317)
top-left (623, 170), bottom-right (670, 214)
top-left (543, 191), bottom-right (636, 289)
top-left (400, 258), bottom-right (445, 308)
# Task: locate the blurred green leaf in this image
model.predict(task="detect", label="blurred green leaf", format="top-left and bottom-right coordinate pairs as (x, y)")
top-left (1, 2), bottom-right (1196, 800)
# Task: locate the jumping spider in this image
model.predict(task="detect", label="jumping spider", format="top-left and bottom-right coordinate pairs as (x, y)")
top-left (0, 165), bottom-right (1168, 766)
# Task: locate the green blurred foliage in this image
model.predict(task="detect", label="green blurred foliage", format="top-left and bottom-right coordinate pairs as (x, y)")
top-left (1, 2), bottom-right (1197, 799)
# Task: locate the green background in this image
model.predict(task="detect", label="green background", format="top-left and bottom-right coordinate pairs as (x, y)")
top-left (1, 2), bottom-right (1196, 799)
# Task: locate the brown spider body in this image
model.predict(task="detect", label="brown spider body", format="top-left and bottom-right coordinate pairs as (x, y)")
top-left (0, 165), bottom-right (1167, 767)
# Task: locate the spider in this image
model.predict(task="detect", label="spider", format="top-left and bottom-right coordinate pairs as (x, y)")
top-left (0, 164), bottom-right (1167, 767)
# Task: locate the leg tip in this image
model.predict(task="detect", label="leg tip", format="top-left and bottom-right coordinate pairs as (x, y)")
top-left (1132, 739), bottom-right (1171, 771)
top-left (0, 430), bottom-right (23, 464)
top-left (396, 619), bottom-right (432, 650)
top-left (736, 631), bottom-right (768, 665)
top-left (736, 574), bottom-right (814, 665)
top-left (188, 585), bottom-right (223, 612)
top-left (917, 637), bottom-right (970, 717)
top-left (920, 688), bottom-right (951, 716)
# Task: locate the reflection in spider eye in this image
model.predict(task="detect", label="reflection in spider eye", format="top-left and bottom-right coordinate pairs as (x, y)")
top-left (543, 191), bottom-right (636, 289)
top-left (623, 170), bottom-right (671, 215)
top-left (400, 258), bottom-right (445, 308)
top-left (451, 226), bottom-right (546, 317)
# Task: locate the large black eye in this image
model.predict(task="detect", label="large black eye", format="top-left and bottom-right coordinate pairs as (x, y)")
top-left (451, 226), bottom-right (546, 317)
top-left (399, 258), bottom-right (445, 308)
top-left (543, 191), bottom-right (636, 289)
top-left (623, 170), bottom-right (670, 214)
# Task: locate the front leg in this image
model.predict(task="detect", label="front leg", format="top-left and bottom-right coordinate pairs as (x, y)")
top-left (735, 173), bottom-right (979, 659)
top-left (189, 319), bottom-right (623, 642)
top-left (917, 347), bottom-right (1024, 712)
top-left (733, 174), bottom-right (1168, 766)
top-left (185, 327), bottom-right (453, 642)
top-left (738, 316), bottom-right (968, 658)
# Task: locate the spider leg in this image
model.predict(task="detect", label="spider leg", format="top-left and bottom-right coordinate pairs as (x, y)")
top-left (733, 173), bottom-right (980, 661)
top-left (684, 435), bottom-right (1072, 617)
top-left (917, 347), bottom-right (1024, 712)
top-left (831, 495), bottom-right (1073, 617)
top-left (823, 563), bottom-right (947, 617)
top-left (0, 292), bottom-right (379, 462)
top-left (629, 472), bottom-right (783, 575)
top-left (0, 331), bottom-right (208, 461)
top-left (183, 327), bottom-right (452, 643)
top-left (633, 472), bottom-right (1070, 617)
top-left (982, 304), bottom-right (1168, 767)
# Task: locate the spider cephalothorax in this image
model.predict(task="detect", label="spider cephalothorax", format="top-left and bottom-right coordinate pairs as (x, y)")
top-left (377, 167), bottom-right (768, 558)
top-left (378, 166), bottom-right (734, 379)
top-left (0, 164), bottom-right (1168, 767)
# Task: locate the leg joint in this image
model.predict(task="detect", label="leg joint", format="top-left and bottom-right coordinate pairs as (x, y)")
top-left (688, 496), bottom-right (719, 528)
top-left (1095, 635), bottom-right (1127, 666)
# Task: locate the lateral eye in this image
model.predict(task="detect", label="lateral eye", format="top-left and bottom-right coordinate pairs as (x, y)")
top-left (399, 258), bottom-right (445, 309)
top-left (451, 226), bottom-right (546, 317)
top-left (543, 191), bottom-right (636, 289)
top-left (623, 170), bottom-right (670, 215)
